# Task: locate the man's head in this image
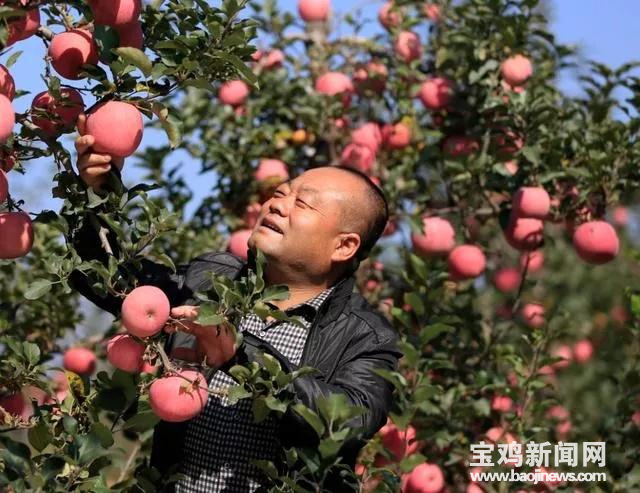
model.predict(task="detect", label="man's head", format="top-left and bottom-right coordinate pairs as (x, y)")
top-left (248, 165), bottom-right (388, 282)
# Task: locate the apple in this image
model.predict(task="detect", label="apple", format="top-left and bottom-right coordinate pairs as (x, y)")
top-left (48, 29), bottom-right (99, 80)
top-left (500, 54), bottom-right (533, 87)
top-left (411, 216), bottom-right (456, 256)
top-left (85, 101), bottom-right (144, 158)
top-left (298, 0), bottom-right (330, 22)
top-left (448, 245), bottom-right (486, 280)
top-left (121, 285), bottom-right (171, 338)
top-left (418, 77), bottom-right (453, 110)
top-left (572, 221), bottom-right (619, 264)
top-left (0, 211), bottom-right (34, 258)
top-left (63, 347), bottom-right (97, 375)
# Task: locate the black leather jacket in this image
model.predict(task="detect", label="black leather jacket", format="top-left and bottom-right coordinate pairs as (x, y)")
top-left (69, 225), bottom-right (402, 490)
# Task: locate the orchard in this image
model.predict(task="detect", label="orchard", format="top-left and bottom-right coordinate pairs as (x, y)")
top-left (1, 0), bottom-right (640, 492)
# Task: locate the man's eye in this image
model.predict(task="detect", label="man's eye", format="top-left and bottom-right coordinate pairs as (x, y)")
top-left (296, 199), bottom-right (306, 206)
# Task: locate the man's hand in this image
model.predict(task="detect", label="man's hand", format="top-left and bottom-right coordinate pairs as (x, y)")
top-left (75, 113), bottom-right (125, 191)
top-left (165, 306), bottom-right (238, 368)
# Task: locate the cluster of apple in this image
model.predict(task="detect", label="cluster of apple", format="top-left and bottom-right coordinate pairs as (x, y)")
top-left (48, 285), bottom-right (211, 424)
top-left (0, 0), bottom-right (146, 260)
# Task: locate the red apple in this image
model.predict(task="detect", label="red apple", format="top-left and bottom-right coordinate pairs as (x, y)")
top-left (107, 334), bottom-right (145, 373)
top-left (493, 267), bottom-right (521, 293)
top-left (378, 2), bottom-right (401, 29)
top-left (448, 245), bottom-right (486, 280)
top-left (500, 54), bottom-right (533, 87)
top-left (48, 29), bottom-right (99, 80)
top-left (31, 89), bottom-right (84, 136)
top-left (0, 64), bottom-right (15, 100)
top-left (411, 216), bottom-right (456, 256)
top-left (418, 77), bottom-right (453, 110)
top-left (0, 211), bottom-right (33, 258)
top-left (353, 61), bottom-right (388, 94)
top-left (63, 347), bottom-right (97, 375)
top-left (228, 229), bottom-right (252, 260)
top-left (0, 94), bottom-right (15, 143)
top-left (340, 143), bottom-right (375, 173)
top-left (505, 214), bottom-right (544, 251)
top-left (442, 135), bottom-right (478, 157)
top-left (521, 303), bottom-right (545, 328)
top-left (403, 463), bottom-right (445, 493)
top-left (351, 122), bottom-right (382, 153)
top-left (512, 186), bottom-right (550, 219)
top-left (395, 31), bottom-right (422, 63)
top-left (382, 122), bottom-right (411, 150)
top-left (218, 80), bottom-right (250, 106)
top-left (85, 101), bottom-right (143, 158)
top-left (298, 0), bottom-right (330, 22)
top-left (572, 339), bottom-right (594, 363)
top-left (572, 221), bottom-right (619, 264)
top-left (121, 285), bottom-right (171, 338)
top-left (519, 250), bottom-right (544, 273)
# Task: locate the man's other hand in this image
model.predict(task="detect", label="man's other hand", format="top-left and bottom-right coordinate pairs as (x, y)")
top-left (166, 305), bottom-right (238, 368)
top-left (75, 113), bottom-right (125, 191)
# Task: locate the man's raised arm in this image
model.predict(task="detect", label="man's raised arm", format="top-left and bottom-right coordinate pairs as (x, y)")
top-left (66, 114), bottom-right (188, 317)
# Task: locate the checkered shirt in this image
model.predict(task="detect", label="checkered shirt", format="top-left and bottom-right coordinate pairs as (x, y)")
top-left (176, 286), bottom-right (335, 493)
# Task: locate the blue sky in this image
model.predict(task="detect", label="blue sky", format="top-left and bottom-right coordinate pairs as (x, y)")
top-left (5, 0), bottom-right (640, 216)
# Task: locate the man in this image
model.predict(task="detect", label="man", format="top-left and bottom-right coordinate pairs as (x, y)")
top-left (70, 114), bottom-right (402, 492)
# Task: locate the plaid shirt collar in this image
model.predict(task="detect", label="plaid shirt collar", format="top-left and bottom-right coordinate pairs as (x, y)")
top-left (264, 285), bottom-right (335, 324)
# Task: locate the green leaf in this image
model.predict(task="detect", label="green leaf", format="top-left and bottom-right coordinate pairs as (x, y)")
top-left (91, 422), bottom-right (115, 448)
top-left (404, 292), bottom-right (425, 317)
top-left (22, 342), bottom-right (41, 366)
top-left (86, 187), bottom-right (109, 208)
top-left (251, 397), bottom-right (270, 423)
top-left (24, 280), bottom-right (53, 300)
top-left (63, 416), bottom-right (78, 436)
top-left (316, 393), bottom-right (351, 423)
top-left (122, 411), bottom-right (160, 433)
top-left (630, 294), bottom-right (640, 317)
top-left (77, 432), bottom-right (105, 466)
top-left (220, 52), bottom-right (258, 87)
top-left (263, 395), bottom-right (287, 413)
top-left (292, 403), bottom-right (325, 437)
top-left (28, 421), bottom-right (52, 452)
top-left (5, 50), bottom-right (22, 68)
top-left (113, 47), bottom-right (153, 76)
top-left (420, 323), bottom-right (455, 344)
top-left (521, 146), bottom-right (541, 165)
top-left (197, 304), bottom-right (225, 326)
top-left (261, 353), bottom-right (282, 376)
top-left (160, 115), bottom-right (182, 149)
top-left (261, 285), bottom-right (291, 303)
top-left (228, 365), bottom-right (252, 383)
top-left (227, 385), bottom-right (252, 404)
top-left (318, 438), bottom-right (341, 458)
top-left (153, 253), bottom-right (176, 273)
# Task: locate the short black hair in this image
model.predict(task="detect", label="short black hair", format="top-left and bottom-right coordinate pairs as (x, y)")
top-left (315, 165), bottom-right (389, 274)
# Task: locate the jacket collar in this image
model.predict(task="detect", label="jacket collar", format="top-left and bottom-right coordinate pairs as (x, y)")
top-left (238, 249), bottom-right (356, 329)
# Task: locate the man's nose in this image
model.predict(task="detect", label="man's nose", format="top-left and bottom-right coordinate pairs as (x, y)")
top-left (268, 196), bottom-right (289, 216)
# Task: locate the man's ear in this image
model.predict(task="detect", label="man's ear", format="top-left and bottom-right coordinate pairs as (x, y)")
top-left (331, 232), bottom-right (361, 263)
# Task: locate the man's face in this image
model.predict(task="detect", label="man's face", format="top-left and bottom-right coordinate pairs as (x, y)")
top-left (248, 167), bottom-right (363, 273)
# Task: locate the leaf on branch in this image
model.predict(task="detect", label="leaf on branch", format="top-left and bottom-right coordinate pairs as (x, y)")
top-left (24, 280), bottom-right (54, 300)
top-left (197, 303), bottom-right (224, 326)
top-left (122, 411), bottom-right (160, 432)
top-left (113, 47), bottom-right (153, 77)
top-left (227, 384), bottom-right (252, 404)
top-left (292, 403), bottom-right (325, 437)
top-left (27, 421), bottom-right (52, 452)
top-left (5, 50), bottom-right (22, 68)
